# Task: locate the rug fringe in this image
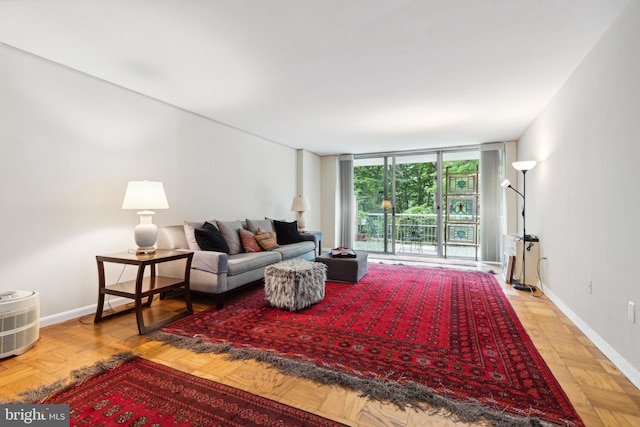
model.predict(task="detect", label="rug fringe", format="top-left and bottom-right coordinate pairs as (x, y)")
top-left (8, 351), bottom-right (135, 404)
top-left (147, 331), bottom-right (556, 427)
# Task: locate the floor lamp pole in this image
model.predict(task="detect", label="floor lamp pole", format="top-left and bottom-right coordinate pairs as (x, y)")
top-left (513, 161), bottom-right (537, 291)
top-left (515, 169), bottom-right (529, 291)
top-left (382, 200), bottom-right (392, 253)
top-left (383, 210), bottom-right (388, 252)
top-left (504, 160), bottom-right (536, 291)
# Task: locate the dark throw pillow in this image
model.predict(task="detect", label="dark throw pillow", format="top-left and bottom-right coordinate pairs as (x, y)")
top-left (273, 220), bottom-right (304, 245)
top-left (194, 221), bottom-right (230, 254)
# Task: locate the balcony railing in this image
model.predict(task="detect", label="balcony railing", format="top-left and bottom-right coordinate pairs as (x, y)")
top-left (354, 213), bottom-right (437, 253)
top-left (354, 213), bottom-right (477, 257)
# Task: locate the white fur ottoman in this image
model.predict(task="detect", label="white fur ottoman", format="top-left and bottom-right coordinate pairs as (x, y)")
top-left (264, 260), bottom-right (327, 311)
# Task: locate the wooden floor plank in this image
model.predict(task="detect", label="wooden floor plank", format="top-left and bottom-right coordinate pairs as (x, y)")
top-left (1, 265), bottom-right (639, 426)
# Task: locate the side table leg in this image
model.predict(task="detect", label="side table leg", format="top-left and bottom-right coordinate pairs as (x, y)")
top-left (184, 289), bottom-right (193, 315)
top-left (94, 293), bottom-right (105, 323)
top-left (134, 264), bottom-right (147, 334)
top-left (184, 256), bottom-right (194, 315)
top-left (145, 263), bottom-right (156, 307)
top-left (94, 260), bottom-right (106, 323)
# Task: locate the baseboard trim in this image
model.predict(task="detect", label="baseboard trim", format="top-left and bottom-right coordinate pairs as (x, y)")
top-left (40, 297), bottom-right (130, 328)
top-left (543, 287), bottom-right (640, 390)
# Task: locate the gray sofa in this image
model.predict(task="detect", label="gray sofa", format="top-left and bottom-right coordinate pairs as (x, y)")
top-left (157, 220), bottom-right (318, 308)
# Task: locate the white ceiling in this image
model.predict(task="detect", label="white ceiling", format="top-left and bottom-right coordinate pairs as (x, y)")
top-left (0, 0), bottom-right (628, 156)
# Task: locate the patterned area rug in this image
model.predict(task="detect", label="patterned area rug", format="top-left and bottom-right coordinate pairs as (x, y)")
top-left (20, 354), bottom-right (345, 426)
top-left (151, 263), bottom-right (583, 427)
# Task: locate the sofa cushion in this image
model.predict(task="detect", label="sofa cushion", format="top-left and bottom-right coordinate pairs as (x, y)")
top-left (274, 241), bottom-right (316, 260)
top-left (238, 228), bottom-right (262, 253)
top-left (227, 252), bottom-right (282, 276)
top-left (246, 218), bottom-right (273, 234)
top-left (194, 221), bottom-right (230, 253)
top-left (273, 220), bottom-right (304, 245)
top-left (216, 220), bottom-right (244, 255)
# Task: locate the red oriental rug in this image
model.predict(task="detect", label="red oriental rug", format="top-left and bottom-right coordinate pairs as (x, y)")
top-left (21, 354), bottom-right (345, 426)
top-left (150, 263), bottom-right (583, 427)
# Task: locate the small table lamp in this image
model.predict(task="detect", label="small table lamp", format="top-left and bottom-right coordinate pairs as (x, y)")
top-left (122, 181), bottom-right (169, 254)
top-left (291, 195), bottom-right (311, 232)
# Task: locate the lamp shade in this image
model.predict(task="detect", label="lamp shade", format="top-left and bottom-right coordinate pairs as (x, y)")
top-left (500, 179), bottom-right (511, 188)
top-left (512, 161), bottom-right (537, 172)
top-left (122, 181), bottom-right (169, 210)
top-left (291, 195), bottom-right (310, 212)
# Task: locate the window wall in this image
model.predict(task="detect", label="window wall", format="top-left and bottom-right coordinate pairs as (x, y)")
top-left (353, 148), bottom-right (480, 259)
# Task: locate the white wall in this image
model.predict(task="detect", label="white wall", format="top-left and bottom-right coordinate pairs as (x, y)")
top-left (320, 156), bottom-right (339, 250)
top-left (502, 140), bottom-right (519, 237)
top-left (296, 149), bottom-right (322, 232)
top-left (518, 1), bottom-right (640, 385)
top-left (0, 44), bottom-right (317, 322)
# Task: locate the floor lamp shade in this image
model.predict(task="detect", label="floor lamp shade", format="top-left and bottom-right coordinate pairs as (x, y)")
top-left (122, 181), bottom-right (169, 254)
top-left (512, 161), bottom-right (537, 172)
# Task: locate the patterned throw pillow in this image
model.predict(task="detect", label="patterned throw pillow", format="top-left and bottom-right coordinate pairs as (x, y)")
top-left (255, 228), bottom-right (279, 251)
top-left (238, 228), bottom-right (262, 253)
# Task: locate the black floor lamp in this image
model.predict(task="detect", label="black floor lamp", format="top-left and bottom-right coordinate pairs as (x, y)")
top-left (501, 160), bottom-right (536, 291)
top-left (382, 200), bottom-right (392, 252)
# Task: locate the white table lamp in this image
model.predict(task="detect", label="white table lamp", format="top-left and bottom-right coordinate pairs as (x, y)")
top-left (291, 195), bottom-right (311, 232)
top-left (122, 181), bottom-right (169, 254)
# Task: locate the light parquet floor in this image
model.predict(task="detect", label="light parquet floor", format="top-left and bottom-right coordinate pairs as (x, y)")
top-left (1, 267), bottom-right (640, 426)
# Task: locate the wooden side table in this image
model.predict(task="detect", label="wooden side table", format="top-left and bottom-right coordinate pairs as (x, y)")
top-left (94, 250), bottom-right (194, 334)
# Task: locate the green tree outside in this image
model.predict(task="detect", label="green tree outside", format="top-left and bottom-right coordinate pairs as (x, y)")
top-left (354, 159), bottom-right (479, 217)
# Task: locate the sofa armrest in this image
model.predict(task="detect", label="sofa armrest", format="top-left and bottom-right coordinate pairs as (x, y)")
top-left (300, 233), bottom-right (318, 249)
top-left (157, 225), bottom-right (190, 250)
top-left (300, 231), bottom-right (322, 255)
top-left (192, 250), bottom-right (229, 274)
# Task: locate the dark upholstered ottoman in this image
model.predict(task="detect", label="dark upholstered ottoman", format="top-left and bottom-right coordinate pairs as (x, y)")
top-left (264, 260), bottom-right (327, 311)
top-left (315, 252), bottom-right (368, 283)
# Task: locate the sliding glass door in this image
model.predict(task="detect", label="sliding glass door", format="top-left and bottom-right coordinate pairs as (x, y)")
top-left (353, 156), bottom-right (394, 253)
top-left (353, 149), bottom-right (479, 259)
top-left (441, 150), bottom-right (480, 259)
top-left (353, 153), bottom-right (439, 255)
top-left (393, 153), bottom-right (440, 255)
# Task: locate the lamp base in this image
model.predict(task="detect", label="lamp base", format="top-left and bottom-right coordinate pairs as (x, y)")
top-left (135, 247), bottom-right (156, 255)
top-left (511, 279), bottom-right (536, 292)
top-left (296, 213), bottom-right (306, 233)
top-left (133, 212), bottom-right (158, 255)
